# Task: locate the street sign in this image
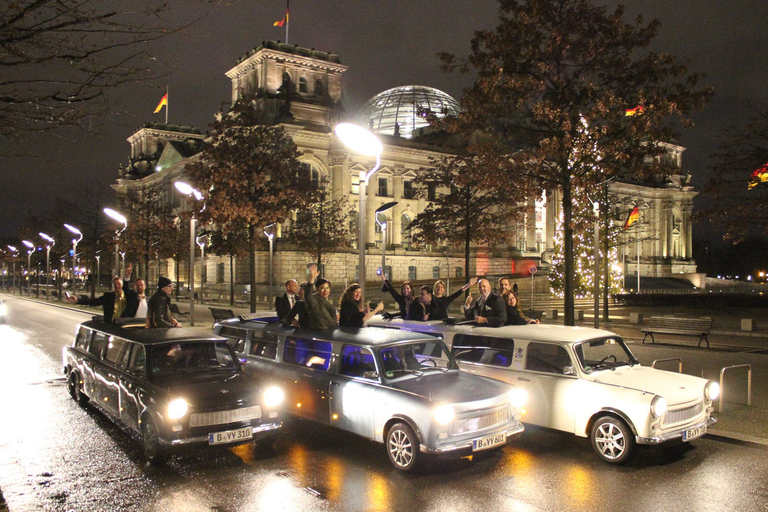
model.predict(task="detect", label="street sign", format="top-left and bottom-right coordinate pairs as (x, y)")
top-left (528, 265), bottom-right (538, 275)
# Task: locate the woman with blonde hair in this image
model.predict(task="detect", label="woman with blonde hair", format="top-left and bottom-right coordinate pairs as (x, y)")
top-left (339, 283), bottom-right (384, 328)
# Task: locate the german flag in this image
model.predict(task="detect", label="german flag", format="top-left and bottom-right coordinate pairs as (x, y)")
top-left (625, 105), bottom-right (644, 117)
top-left (153, 92), bottom-right (168, 114)
top-left (748, 163), bottom-right (768, 190)
top-left (624, 206), bottom-right (639, 230)
top-left (274, 1), bottom-right (289, 26)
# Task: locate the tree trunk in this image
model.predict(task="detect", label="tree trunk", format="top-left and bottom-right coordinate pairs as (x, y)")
top-left (563, 180), bottom-right (574, 326)
top-left (229, 254), bottom-right (235, 307)
top-left (601, 199), bottom-right (610, 322)
top-left (249, 224), bottom-right (257, 313)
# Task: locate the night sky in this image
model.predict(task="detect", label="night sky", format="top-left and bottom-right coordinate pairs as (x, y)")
top-left (2, 0), bottom-right (768, 242)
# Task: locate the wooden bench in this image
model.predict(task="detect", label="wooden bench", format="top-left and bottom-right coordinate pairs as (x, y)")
top-left (641, 316), bottom-right (713, 348)
top-left (201, 292), bottom-right (223, 304)
top-left (209, 307), bottom-right (235, 324)
top-left (169, 303), bottom-right (189, 321)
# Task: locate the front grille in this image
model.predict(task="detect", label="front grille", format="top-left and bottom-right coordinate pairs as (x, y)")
top-left (663, 401), bottom-right (703, 426)
top-left (190, 405), bottom-right (261, 427)
top-left (452, 407), bottom-right (510, 435)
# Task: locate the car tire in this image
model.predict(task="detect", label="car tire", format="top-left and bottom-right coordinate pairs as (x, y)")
top-left (386, 422), bottom-right (421, 472)
top-left (67, 372), bottom-right (88, 406)
top-left (590, 415), bottom-right (636, 465)
top-left (141, 416), bottom-right (168, 465)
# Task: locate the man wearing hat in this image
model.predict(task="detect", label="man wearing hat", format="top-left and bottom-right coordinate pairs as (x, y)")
top-left (146, 277), bottom-right (181, 328)
top-left (304, 264), bottom-right (338, 330)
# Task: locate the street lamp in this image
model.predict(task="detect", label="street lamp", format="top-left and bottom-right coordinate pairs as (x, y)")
top-left (375, 201), bottom-right (398, 280)
top-left (64, 224), bottom-right (83, 291)
top-left (7, 245), bottom-right (17, 292)
top-left (39, 232), bottom-right (55, 299)
top-left (334, 122), bottom-right (383, 299)
top-left (103, 208), bottom-right (127, 278)
top-left (196, 233), bottom-right (208, 303)
top-left (22, 240), bottom-right (34, 294)
top-left (175, 181), bottom-right (204, 326)
top-left (95, 253), bottom-right (101, 289)
top-left (263, 224), bottom-right (276, 302)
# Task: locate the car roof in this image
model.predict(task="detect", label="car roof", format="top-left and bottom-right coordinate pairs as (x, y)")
top-left (81, 319), bottom-right (226, 345)
top-left (216, 317), bottom-right (439, 346)
top-left (365, 315), bottom-right (620, 346)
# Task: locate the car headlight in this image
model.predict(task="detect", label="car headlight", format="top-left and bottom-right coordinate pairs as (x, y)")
top-left (434, 404), bottom-right (455, 425)
top-left (650, 395), bottom-right (667, 418)
top-left (0, 304), bottom-right (6, 316)
top-left (167, 398), bottom-right (189, 419)
top-left (508, 388), bottom-right (528, 409)
top-left (263, 386), bottom-right (284, 408)
top-left (705, 381), bottom-right (720, 401)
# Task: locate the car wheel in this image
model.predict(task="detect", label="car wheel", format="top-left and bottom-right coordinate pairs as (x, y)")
top-left (67, 372), bottom-right (88, 406)
top-left (590, 415), bottom-right (636, 465)
top-left (141, 416), bottom-right (167, 465)
top-left (386, 422), bottom-right (421, 472)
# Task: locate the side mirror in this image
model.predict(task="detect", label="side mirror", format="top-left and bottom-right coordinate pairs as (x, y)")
top-left (563, 366), bottom-right (576, 376)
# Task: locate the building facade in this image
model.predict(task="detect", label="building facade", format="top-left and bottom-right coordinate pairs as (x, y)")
top-left (113, 41), bottom-right (699, 298)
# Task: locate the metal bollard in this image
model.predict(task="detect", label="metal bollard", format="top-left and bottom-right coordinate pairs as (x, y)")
top-left (651, 357), bottom-right (682, 373)
top-left (719, 364), bottom-right (752, 412)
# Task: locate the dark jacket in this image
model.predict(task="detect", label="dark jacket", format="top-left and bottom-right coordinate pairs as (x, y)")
top-left (305, 293), bottom-right (338, 330)
top-left (78, 286), bottom-right (139, 323)
top-left (408, 300), bottom-right (448, 321)
top-left (434, 288), bottom-right (464, 311)
top-left (505, 304), bottom-right (530, 325)
top-left (382, 279), bottom-right (411, 319)
top-left (339, 300), bottom-right (366, 328)
top-left (465, 292), bottom-right (507, 327)
top-left (146, 289), bottom-right (176, 328)
top-left (275, 292), bottom-right (298, 320)
top-left (282, 300), bottom-right (309, 329)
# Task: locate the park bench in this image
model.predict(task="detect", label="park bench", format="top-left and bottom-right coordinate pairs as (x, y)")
top-left (201, 292), bottom-right (223, 304)
top-left (641, 316), bottom-right (713, 348)
top-left (209, 307), bottom-right (235, 325)
top-left (169, 303), bottom-right (189, 321)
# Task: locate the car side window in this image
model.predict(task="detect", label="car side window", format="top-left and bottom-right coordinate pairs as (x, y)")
top-left (127, 344), bottom-right (146, 376)
top-left (250, 338), bottom-right (278, 360)
top-left (489, 350), bottom-right (514, 368)
top-left (104, 336), bottom-right (131, 368)
top-left (88, 332), bottom-right (107, 358)
top-left (453, 347), bottom-right (485, 362)
top-left (525, 342), bottom-right (571, 374)
top-left (339, 345), bottom-right (376, 379)
top-left (232, 338), bottom-right (247, 353)
top-left (75, 327), bottom-right (91, 349)
top-left (283, 336), bottom-right (332, 371)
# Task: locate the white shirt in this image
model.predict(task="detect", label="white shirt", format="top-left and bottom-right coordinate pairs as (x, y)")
top-left (136, 295), bottom-right (148, 318)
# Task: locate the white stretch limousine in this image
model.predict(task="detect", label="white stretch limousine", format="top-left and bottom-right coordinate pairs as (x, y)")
top-left (366, 317), bottom-right (719, 464)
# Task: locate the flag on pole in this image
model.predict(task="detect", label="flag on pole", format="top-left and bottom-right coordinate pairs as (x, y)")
top-left (154, 92), bottom-right (168, 114)
top-left (623, 206), bottom-right (639, 230)
top-left (274, 1), bottom-right (289, 26)
top-left (748, 163), bottom-right (768, 190)
top-left (625, 105), bottom-right (644, 117)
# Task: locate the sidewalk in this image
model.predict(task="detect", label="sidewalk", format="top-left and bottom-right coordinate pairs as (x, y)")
top-left (4, 291), bottom-right (767, 447)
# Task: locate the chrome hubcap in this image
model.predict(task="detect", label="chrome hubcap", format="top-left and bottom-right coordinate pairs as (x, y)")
top-left (389, 430), bottom-right (413, 467)
top-left (595, 423), bottom-right (625, 460)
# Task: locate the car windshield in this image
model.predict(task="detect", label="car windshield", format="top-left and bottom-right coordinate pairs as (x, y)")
top-left (378, 340), bottom-right (458, 379)
top-left (150, 341), bottom-right (238, 376)
top-left (574, 337), bottom-right (637, 373)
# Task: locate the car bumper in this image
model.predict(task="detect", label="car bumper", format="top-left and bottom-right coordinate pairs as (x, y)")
top-left (421, 421), bottom-right (525, 455)
top-left (636, 416), bottom-right (716, 445)
top-left (162, 421), bottom-right (283, 447)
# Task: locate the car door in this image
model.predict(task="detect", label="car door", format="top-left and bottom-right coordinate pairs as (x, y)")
top-left (82, 331), bottom-right (108, 400)
top-left (329, 345), bottom-right (377, 438)
top-left (119, 343), bottom-right (147, 433)
top-left (517, 341), bottom-right (578, 433)
top-left (276, 335), bottom-right (333, 424)
top-left (99, 336), bottom-right (132, 417)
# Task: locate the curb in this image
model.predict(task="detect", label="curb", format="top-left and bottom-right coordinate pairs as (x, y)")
top-left (706, 430), bottom-right (768, 448)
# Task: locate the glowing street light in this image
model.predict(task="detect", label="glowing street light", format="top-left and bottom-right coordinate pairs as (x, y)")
top-left (39, 232), bottom-right (55, 299)
top-left (264, 224), bottom-right (276, 301)
top-left (22, 240), bottom-right (34, 294)
top-left (7, 245), bottom-right (17, 291)
top-left (175, 181), bottom-right (204, 326)
top-left (375, 201), bottom-right (398, 280)
top-left (103, 208), bottom-right (127, 278)
top-left (64, 224), bottom-right (83, 291)
top-left (334, 122), bottom-right (383, 300)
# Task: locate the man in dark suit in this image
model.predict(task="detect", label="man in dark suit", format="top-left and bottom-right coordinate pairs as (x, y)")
top-left (464, 278), bottom-right (507, 326)
top-left (67, 276), bottom-right (139, 323)
top-left (275, 279), bottom-right (300, 320)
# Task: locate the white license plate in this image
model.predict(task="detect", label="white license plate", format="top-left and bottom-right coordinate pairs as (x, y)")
top-left (682, 424), bottom-right (707, 442)
top-left (208, 426), bottom-right (253, 445)
top-left (473, 432), bottom-right (507, 451)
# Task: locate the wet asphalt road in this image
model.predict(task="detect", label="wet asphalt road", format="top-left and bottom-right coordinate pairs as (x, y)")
top-left (1, 297), bottom-right (767, 512)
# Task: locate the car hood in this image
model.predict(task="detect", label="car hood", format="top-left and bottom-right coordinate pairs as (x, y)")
top-left (154, 372), bottom-right (258, 408)
top-left (390, 371), bottom-right (512, 406)
top-left (591, 365), bottom-right (706, 404)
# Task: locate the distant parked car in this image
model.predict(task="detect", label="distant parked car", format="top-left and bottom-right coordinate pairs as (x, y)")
top-left (62, 318), bottom-right (284, 464)
top-left (366, 317), bottom-right (719, 465)
top-left (0, 299), bottom-right (6, 322)
top-left (214, 317), bottom-right (527, 472)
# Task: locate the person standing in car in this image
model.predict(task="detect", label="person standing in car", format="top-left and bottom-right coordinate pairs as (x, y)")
top-left (147, 277), bottom-right (180, 328)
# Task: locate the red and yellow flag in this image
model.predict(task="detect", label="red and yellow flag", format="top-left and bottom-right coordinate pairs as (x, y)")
top-left (624, 206), bottom-right (639, 230)
top-left (625, 105), bottom-right (644, 117)
top-left (153, 92), bottom-right (168, 114)
top-left (274, 2), bottom-right (289, 27)
top-left (748, 163), bottom-right (768, 190)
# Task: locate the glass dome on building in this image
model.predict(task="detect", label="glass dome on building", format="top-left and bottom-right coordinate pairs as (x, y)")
top-left (353, 85), bottom-right (460, 139)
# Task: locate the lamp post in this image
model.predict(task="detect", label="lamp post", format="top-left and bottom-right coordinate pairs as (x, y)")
top-left (196, 233), bottom-right (208, 303)
top-left (39, 233), bottom-right (55, 299)
top-left (7, 246), bottom-right (17, 292)
top-left (95, 253), bottom-right (101, 290)
top-left (334, 122), bottom-right (383, 299)
top-left (22, 240), bottom-right (34, 294)
top-left (175, 181), bottom-right (204, 326)
top-left (263, 224), bottom-right (276, 301)
top-left (592, 200), bottom-right (600, 329)
top-left (375, 202), bottom-right (398, 280)
top-left (64, 224), bottom-right (83, 291)
top-left (103, 208), bottom-right (127, 278)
